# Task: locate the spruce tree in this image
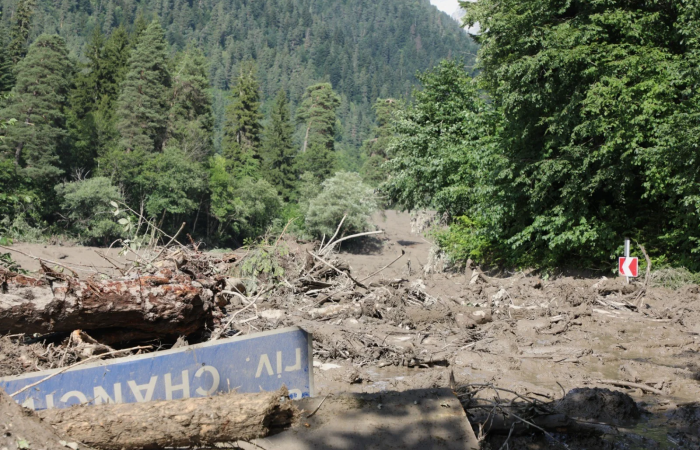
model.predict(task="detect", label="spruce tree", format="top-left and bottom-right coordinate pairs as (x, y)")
top-left (115, 20), bottom-right (171, 153)
top-left (296, 83), bottom-right (341, 182)
top-left (0, 14), bottom-right (15, 94)
top-left (261, 90), bottom-right (296, 200)
top-left (222, 60), bottom-right (263, 178)
top-left (296, 83), bottom-right (341, 153)
top-left (360, 98), bottom-right (401, 186)
top-left (68, 26), bottom-right (132, 168)
top-left (8, 0), bottom-right (36, 64)
top-left (0, 35), bottom-right (73, 181)
top-left (167, 46), bottom-right (214, 161)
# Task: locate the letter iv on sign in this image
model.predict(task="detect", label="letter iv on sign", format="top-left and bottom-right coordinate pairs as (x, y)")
top-left (619, 238), bottom-right (639, 278)
top-left (0, 327), bottom-right (314, 410)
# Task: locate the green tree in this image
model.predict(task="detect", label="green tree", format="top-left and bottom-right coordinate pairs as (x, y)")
top-left (296, 83), bottom-right (341, 153)
top-left (458, 0), bottom-right (700, 268)
top-left (115, 20), bottom-right (171, 153)
top-left (8, 0), bottom-right (35, 64)
top-left (167, 46), bottom-right (214, 162)
top-left (384, 60), bottom-right (490, 216)
top-left (222, 61), bottom-right (263, 178)
top-left (261, 90), bottom-right (296, 200)
top-left (0, 13), bottom-right (15, 94)
top-left (360, 98), bottom-right (401, 186)
top-left (209, 155), bottom-right (282, 241)
top-left (0, 35), bottom-right (74, 182)
top-left (137, 146), bottom-right (207, 219)
top-left (67, 27), bottom-right (132, 171)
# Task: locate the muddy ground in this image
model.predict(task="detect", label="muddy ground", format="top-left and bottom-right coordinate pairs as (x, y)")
top-left (2, 210), bottom-right (700, 449)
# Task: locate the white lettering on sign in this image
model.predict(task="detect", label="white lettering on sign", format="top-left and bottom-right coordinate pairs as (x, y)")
top-left (256, 354), bottom-right (274, 378)
top-left (195, 366), bottom-right (220, 396)
top-left (165, 370), bottom-right (190, 400)
top-left (21, 397), bottom-right (35, 409)
top-left (256, 348), bottom-right (303, 378)
top-left (94, 383), bottom-right (123, 405)
top-left (60, 390), bottom-right (88, 405)
top-left (46, 394), bottom-right (55, 409)
top-left (285, 348), bottom-right (302, 372)
top-left (128, 376), bottom-right (158, 402)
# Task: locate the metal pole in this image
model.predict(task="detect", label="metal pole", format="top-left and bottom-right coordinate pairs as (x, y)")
top-left (624, 238), bottom-right (630, 284)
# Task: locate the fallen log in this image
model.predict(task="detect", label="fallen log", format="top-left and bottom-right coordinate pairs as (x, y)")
top-left (471, 412), bottom-right (614, 436)
top-left (0, 388), bottom-right (97, 450)
top-left (0, 267), bottom-right (213, 340)
top-left (38, 388), bottom-right (297, 450)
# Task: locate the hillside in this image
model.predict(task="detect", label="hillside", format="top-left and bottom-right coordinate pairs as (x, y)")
top-left (0, 0), bottom-right (477, 157)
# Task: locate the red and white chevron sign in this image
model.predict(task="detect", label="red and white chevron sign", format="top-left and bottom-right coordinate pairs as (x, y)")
top-left (619, 257), bottom-right (639, 277)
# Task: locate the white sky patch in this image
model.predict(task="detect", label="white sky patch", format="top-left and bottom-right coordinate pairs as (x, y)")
top-left (430, 0), bottom-right (460, 14)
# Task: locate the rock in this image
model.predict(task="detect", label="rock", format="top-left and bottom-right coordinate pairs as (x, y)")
top-left (454, 313), bottom-right (477, 329)
top-left (555, 388), bottom-right (641, 426)
top-left (260, 309), bottom-right (286, 322)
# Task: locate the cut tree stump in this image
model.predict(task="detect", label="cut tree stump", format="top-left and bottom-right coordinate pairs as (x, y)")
top-left (38, 388), bottom-right (297, 450)
top-left (0, 267), bottom-right (213, 341)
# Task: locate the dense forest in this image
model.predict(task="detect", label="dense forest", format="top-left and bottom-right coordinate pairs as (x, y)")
top-left (0, 0), bottom-right (475, 246)
top-left (3, 0), bottom-right (699, 274)
top-left (386, 0), bottom-right (700, 271)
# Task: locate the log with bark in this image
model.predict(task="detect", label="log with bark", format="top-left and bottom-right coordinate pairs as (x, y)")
top-left (37, 388), bottom-right (297, 450)
top-left (0, 267), bottom-right (214, 341)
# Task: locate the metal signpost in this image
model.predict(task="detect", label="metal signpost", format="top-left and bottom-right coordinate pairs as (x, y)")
top-left (619, 238), bottom-right (639, 281)
top-left (0, 326), bottom-right (313, 411)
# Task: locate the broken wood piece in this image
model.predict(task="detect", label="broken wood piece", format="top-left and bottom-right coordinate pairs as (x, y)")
top-left (597, 379), bottom-right (665, 395)
top-left (38, 388), bottom-right (296, 450)
top-left (307, 250), bottom-right (368, 290)
top-left (308, 303), bottom-right (362, 320)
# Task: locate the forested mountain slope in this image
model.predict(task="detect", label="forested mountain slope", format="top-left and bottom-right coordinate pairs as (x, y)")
top-left (0, 0), bottom-right (476, 154)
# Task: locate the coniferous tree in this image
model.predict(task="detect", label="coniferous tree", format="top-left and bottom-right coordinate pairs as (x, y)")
top-left (222, 60), bottom-right (263, 178)
top-left (8, 0), bottom-right (36, 64)
top-left (68, 27), bottom-right (132, 172)
top-left (167, 46), bottom-right (214, 161)
top-left (0, 14), bottom-right (15, 94)
top-left (115, 20), bottom-right (171, 153)
top-left (296, 83), bottom-right (341, 153)
top-left (360, 98), bottom-right (401, 186)
top-left (0, 35), bottom-right (74, 182)
top-left (296, 83), bottom-right (341, 182)
top-left (261, 90), bottom-right (296, 200)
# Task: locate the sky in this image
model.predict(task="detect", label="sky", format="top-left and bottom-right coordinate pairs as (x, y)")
top-left (430, 0), bottom-right (460, 14)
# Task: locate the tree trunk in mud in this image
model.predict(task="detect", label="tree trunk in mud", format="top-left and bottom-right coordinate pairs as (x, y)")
top-left (38, 389), bottom-right (297, 450)
top-left (0, 268), bottom-right (213, 340)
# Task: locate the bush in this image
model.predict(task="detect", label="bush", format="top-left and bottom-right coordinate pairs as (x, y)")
top-left (234, 177), bottom-right (284, 238)
top-left (210, 155), bottom-right (284, 242)
top-left (54, 177), bottom-right (124, 244)
top-left (305, 171), bottom-right (378, 239)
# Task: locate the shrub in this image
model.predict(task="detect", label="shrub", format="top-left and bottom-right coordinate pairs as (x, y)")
top-left (305, 171), bottom-right (378, 239)
top-left (54, 177), bottom-right (124, 244)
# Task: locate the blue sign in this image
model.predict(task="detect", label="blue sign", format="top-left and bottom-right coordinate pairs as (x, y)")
top-left (0, 327), bottom-right (313, 411)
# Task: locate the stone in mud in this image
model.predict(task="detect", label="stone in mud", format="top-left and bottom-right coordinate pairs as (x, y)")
top-left (454, 313), bottom-right (477, 329)
top-left (555, 387), bottom-right (641, 426)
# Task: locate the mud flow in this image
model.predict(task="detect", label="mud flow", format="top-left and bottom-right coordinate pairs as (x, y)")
top-left (1, 210), bottom-right (699, 449)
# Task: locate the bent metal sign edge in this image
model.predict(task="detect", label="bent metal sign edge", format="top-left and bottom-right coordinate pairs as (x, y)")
top-left (0, 326), bottom-right (314, 410)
